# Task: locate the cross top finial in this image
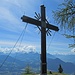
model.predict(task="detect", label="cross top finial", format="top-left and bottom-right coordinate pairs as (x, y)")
top-left (41, 5), bottom-right (45, 8)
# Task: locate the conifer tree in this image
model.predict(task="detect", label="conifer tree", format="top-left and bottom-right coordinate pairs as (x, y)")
top-left (22, 65), bottom-right (32, 75)
top-left (53, 0), bottom-right (75, 47)
top-left (25, 65), bottom-right (32, 74)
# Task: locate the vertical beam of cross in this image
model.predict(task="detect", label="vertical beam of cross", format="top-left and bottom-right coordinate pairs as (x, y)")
top-left (41, 5), bottom-right (47, 75)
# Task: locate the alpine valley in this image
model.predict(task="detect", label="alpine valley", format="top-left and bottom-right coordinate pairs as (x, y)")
top-left (0, 51), bottom-right (75, 75)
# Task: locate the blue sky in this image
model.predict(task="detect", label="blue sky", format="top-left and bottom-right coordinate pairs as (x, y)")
top-left (0, 0), bottom-right (75, 55)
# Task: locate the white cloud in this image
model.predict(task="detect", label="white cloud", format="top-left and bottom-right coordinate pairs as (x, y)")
top-left (71, 48), bottom-right (75, 53)
top-left (0, 45), bottom-right (36, 53)
top-left (0, 6), bottom-right (24, 33)
top-left (0, 0), bottom-right (41, 33)
top-left (49, 48), bottom-right (75, 55)
top-left (50, 51), bottom-right (75, 55)
top-left (21, 45), bottom-right (36, 53)
top-left (0, 7), bottom-right (20, 24)
top-left (0, 40), bottom-right (40, 53)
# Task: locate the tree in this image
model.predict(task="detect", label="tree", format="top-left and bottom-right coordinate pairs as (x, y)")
top-left (22, 65), bottom-right (32, 75)
top-left (53, 0), bottom-right (75, 47)
top-left (25, 65), bottom-right (32, 74)
top-left (58, 64), bottom-right (63, 73)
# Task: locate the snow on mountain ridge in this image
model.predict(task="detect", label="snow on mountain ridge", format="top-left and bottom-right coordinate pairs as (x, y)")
top-left (0, 45), bottom-right (36, 53)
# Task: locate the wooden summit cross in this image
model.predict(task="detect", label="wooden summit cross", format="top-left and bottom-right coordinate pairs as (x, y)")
top-left (21, 5), bottom-right (59, 75)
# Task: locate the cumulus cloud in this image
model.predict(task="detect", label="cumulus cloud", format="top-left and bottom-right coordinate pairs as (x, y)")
top-left (17, 45), bottom-right (36, 53)
top-left (0, 45), bottom-right (36, 54)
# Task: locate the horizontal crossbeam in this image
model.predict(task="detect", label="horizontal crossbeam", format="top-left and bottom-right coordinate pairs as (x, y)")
top-left (21, 15), bottom-right (59, 31)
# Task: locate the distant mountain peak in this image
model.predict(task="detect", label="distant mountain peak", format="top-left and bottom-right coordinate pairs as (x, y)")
top-left (0, 51), bottom-right (75, 74)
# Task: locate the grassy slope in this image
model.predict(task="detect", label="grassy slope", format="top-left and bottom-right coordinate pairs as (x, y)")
top-left (22, 73), bottom-right (68, 75)
top-left (49, 72), bottom-right (68, 75)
